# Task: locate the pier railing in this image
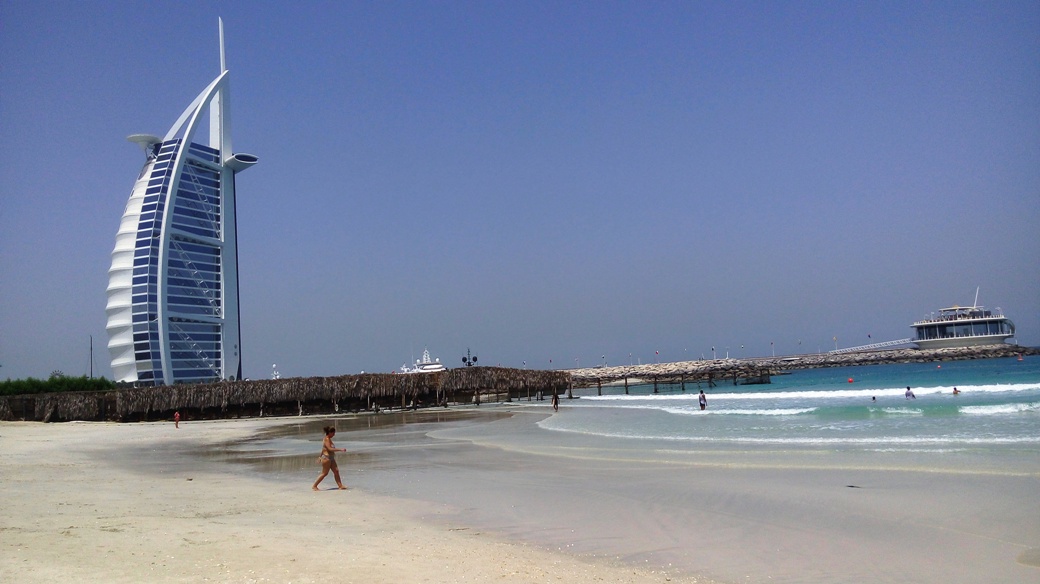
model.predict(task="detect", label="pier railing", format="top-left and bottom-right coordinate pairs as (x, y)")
top-left (829, 338), bottom-right (914, 353)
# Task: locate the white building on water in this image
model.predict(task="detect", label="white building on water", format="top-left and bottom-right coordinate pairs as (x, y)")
top-left (106, 20), bottom-right (257, 386)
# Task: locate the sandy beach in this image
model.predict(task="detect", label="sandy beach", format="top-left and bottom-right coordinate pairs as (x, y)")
top-left (3, 406), bottom-right (1038, 583)
top-left (0, 413), bottom-right (709, 584)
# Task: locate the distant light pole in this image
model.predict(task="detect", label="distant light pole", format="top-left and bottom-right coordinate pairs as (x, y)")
top-left (601, 355), bottom-right (606, 367)
top-left (771, 341), bottom-right (775, 358)
top-left (462, 348), bottom-right (478, 367)
top-left (712, 346), bottom-right (716, 360)
top-left (629, 353), bottom-right (633, 365)
top-left (575, 357), bottom-right (580, 368)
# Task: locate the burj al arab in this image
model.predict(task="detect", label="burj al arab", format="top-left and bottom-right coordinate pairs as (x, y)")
top-left (106, 20), bottom-right (257, 386)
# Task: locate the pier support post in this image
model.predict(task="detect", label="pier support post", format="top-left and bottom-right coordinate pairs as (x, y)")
top-left (653, 376), bottom-right (658, 394)
top-left (624, 377), bottom-right (629, 395)
top-left (681, 373), bottom-right (685, 392)
top-left (597, 379), bottom-right (602, 396)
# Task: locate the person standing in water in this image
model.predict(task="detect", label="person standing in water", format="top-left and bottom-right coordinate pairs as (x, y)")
top-left (699, 390), bottom-right (707, 410)
top-left (313, 426), bottom-right (347, 491)
top-left (905, 386), bottom-right (916, 399)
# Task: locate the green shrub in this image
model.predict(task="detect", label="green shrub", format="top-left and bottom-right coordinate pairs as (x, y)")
top-left (0, 376), bottom-right (116, 396)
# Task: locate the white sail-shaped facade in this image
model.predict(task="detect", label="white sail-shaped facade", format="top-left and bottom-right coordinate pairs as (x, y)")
top-left (106, 20), bottom-right (257, 386)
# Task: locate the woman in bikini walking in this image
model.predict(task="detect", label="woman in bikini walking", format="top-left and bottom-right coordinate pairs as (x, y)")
top-left (312, 426), bottom-right (347, 491)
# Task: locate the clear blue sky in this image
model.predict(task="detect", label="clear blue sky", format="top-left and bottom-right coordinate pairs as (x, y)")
top-left (2, 1), bottom-right (1038, 380)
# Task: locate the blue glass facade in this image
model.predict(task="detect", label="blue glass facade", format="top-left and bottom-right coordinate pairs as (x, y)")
top-left (914, 319), bottom-right (1014, 341)
top-left (127, 139), bottom-right (229, 384)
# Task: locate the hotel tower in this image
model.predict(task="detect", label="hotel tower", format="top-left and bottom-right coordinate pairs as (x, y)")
top-left (106, 20), bottom-right (257, 386)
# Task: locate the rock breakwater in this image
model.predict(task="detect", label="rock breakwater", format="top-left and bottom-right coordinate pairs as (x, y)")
top-left (569, 344), bottom-right (1037, 387)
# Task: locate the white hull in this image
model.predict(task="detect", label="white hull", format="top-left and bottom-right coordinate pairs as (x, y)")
top-left (400, 348), bottom-right (445, 374)
top-left (913, 335), bottom-right (1013, 350)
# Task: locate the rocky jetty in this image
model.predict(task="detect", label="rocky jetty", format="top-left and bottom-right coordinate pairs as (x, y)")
top-left (569, 344), bottom-right (1037, 387)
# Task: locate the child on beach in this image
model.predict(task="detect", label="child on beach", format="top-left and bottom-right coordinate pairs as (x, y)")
top-left (312, 426), bottom-right (347, 491)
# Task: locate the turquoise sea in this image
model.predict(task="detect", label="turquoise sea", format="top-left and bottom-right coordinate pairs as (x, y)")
top-left (242, 355), bottom-right (1040, 463)
top-left (546, 355), bottom-right (1040, 454)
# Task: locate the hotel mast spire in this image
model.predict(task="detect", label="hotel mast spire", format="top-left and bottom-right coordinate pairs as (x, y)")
top-left (219, 17), bottom-right (227, 73)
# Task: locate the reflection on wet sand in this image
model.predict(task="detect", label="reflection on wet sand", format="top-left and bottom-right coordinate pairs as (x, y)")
top-left (134, 405), bottom-right (1040, 584)
top-left (222, 408), bottom-right (512, 475)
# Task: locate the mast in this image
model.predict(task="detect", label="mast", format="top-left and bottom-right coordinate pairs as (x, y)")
top-left (219, 17), bottom-right (227, 73)
top-left (210, 17), bottom-right (230, 153)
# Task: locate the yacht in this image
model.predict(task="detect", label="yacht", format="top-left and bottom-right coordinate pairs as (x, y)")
top-left (911, 290), bottom-right (1015, 349)
top-left (400, 348), bottom-right (446, 374)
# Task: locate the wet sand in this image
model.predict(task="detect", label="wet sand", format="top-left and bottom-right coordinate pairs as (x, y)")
top-left (0, 414), bottom-right (712, 584)
top-left (3, 407), bottom-right (1039, 583)
top-left (242, 406), bottom-right (1040, 583)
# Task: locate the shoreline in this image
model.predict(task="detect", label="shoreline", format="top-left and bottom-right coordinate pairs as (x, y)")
top-left (4, 405), bottom-right (1039, 583)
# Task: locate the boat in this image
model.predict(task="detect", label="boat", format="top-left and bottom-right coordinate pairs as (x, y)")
top-left (911, 289), bottom-right (1015, 349)
top-left (400, 348), bottom-right (446, 374)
